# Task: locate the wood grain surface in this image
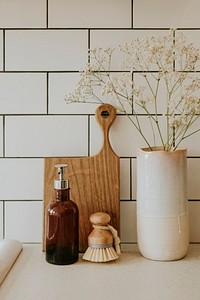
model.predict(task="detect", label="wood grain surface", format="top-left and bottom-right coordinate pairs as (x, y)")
top-left (43, 104), bottom-right (120, 252)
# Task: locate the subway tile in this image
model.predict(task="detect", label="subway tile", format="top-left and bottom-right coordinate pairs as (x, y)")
top-left (133, 0), bottom-right (200, 28)
top-left (120, 159), bottom-right (130, 200)
top-left (120, 201), bottom-right (137, 243)
top-left (48, 0), bottom-right (131, 28)
top-left (0, 31), bottom-right (3, 71)
top-left (0, 0), bottom-right (46, 28)
top-left (90, 30), bottom-right (169, 71)
top-left (0, 159), bottom-right (43, 200)
top-left (0, 117), bottom-right (3, 157)
top-left (90, 115), bottom-right (161, 157)
top-left (49, 73), bottom-right (99, 114)
top-left (121, 243), bottom-right (137, 252)
top-left (171, 74), bottom-right (200, 156)
top-left (90, 114), bottom-right (128, 156)
top-left (0, 202), bottom-right (3, 240)
top-left (52, 72), bottom-right (132, 115)
top-left (89, 115), bottom-right (132, 157)
top-left (6, 30), bottom-right (88, 71)
top-left (6, 116), bottom-right (88, 157)
top-left (189, 201), bottom-right (200, 243)
top-left (133, 73), bottom-right (167, 114)
top-left (0, 73), bottom-right (47, 114)
top-left (5, 201), bottom-right (42, 243)
top-left (178, 31), bottom-right (200, 71)
top-left (179, 30), bottom-right (200, 49)
top-left (120, 201), bottom-right (200, 244)
top-left (92, 72), bottom-right (133, 114)
top-left (89, 115), bottom-right (104, 156)
top-left (89, 111), bottom-right (137, 155)
top-left (91, 114), bottom-right (200, 157)
top-left (187, 159), bottom-right (200, 200)
top-left (180, 118), bottom-right (200, 156)
top-left (131, 158), bottom-right (137, 200)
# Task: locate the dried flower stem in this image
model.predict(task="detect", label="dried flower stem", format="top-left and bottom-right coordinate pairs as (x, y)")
top-left (65, 31), bottom-right (200, 151)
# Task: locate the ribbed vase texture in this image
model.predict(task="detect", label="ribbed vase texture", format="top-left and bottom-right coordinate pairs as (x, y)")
top-left (136, 147), bottom-right (189, 261)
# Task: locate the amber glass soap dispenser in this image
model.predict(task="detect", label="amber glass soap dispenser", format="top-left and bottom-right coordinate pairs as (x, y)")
top-left (45, 164), bottom-right (79, 265)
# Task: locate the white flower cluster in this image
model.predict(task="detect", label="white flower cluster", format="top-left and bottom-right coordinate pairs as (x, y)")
top-left (65, 30), bottom-right (200, 151)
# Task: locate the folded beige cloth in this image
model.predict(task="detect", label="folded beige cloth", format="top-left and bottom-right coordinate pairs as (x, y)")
top-left (0, 239), bottom-right (22, 285)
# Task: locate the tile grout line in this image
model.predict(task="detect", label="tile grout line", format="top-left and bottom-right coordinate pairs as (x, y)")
top-left (88, 115), bottom-right (91, 157)
top-left (2, 200), bottom-right (43, 202)
top-left (130, 158), bottom-right (133, 200)
top-left (87, 29), bottom-right (91, 156)
top-left (2, 199), bottom-right (200, 202)
top-left (131, 72), bottom-right (134, 114)
top-left (131, 0), bottom-right (134, 28)
top-left (88, 28), bottom-right (90, 62)
top-left (0, 27), bottom-right (179, 31)
top-left (1, 70), bottom-right (200, 74)
top-left (0, 156), bottom-right (199, 159)
top-left (46, 72), bottom-right (49, 114)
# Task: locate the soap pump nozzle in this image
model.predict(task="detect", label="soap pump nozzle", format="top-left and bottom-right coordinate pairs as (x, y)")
top-left (54, 164), bottom-right (68, 190)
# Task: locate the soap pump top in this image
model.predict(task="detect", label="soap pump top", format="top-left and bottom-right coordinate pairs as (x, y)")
top-left (54, 164), bottom-right (68, 190)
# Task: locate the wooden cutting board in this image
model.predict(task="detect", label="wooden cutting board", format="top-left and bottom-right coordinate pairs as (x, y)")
top-left (42, 104), bottom-right (120, 252)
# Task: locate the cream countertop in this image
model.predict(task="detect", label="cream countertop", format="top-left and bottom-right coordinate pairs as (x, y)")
top-left (0, 244), bottom-right (200, 300)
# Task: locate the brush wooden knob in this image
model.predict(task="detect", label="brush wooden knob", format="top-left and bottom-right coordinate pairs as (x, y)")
top-left (88, 212), bottom-right (112, 246)
top-left (83, 211), bottom-right (120, 262)
top-left (89, 212), bottom-right (111, 226)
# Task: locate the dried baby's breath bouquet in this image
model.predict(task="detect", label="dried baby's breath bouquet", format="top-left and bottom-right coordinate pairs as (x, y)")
top-left (65, 30), bottom-right (200, 151)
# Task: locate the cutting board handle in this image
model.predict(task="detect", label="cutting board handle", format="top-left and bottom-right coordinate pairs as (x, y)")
top-left (95, 104), bottom-right (116, 151)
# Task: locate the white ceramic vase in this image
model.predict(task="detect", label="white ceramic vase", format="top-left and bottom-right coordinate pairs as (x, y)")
top-left (136, 147), bottom-right (189, 261)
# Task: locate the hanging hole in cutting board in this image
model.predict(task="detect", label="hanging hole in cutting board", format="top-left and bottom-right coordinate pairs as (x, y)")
top-left (101, 110), bottom-right (109, 118)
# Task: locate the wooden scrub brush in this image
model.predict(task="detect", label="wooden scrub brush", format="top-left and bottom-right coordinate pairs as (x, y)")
top-left (83, 212), bottom-right (121, 262)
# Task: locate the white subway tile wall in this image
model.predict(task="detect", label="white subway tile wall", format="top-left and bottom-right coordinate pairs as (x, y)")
top-left (0, 0), bottom-right (200, 246)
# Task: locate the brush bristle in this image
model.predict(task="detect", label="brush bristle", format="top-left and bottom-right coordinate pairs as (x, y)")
top-left (83, 247), bottom-right (119, 262)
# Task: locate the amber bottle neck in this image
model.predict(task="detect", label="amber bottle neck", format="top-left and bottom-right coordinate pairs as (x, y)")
top-left (54, 188), bottom-right (70, 202)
